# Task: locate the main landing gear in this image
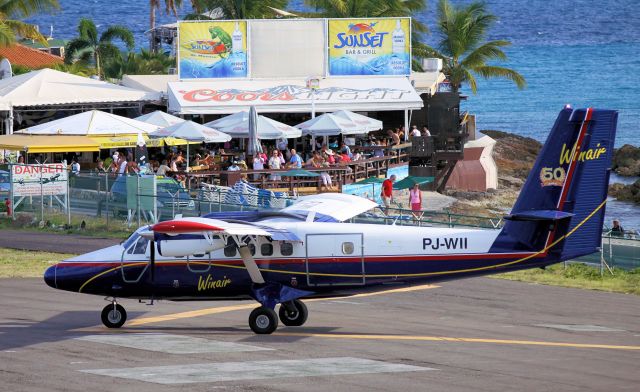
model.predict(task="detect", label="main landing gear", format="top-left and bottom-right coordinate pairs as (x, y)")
top-left (248, 299), bottom-right (309, 334)
top-left (101, 301), bottom-right (127, 328)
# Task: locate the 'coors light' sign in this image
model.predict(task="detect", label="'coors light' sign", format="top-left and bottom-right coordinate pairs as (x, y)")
top-left (178, 85), bottom-right (412, 103)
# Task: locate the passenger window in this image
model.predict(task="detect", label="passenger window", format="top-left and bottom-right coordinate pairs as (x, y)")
top-left (224, 237), bottom-right (237, 257)
top-left (280, 242), bottom-right (293, 256)
top-left (248, 243), bottom-right (256, 256)
top-left (261, 243), bottom-right (273, 256)
top-left (128, 237), bottom-right (148, 255)
top-left (342, 242), bottom-right (354, 255)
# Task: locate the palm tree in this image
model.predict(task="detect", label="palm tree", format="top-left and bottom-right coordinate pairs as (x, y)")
top-left (103, 49), bottom-right (175, 79)
top-left (426, 0), bottom-right (525, 93)
top-left (195, 0), bottom-right (289, 19)
top-left (0, 0), bottom-right (59, 47)
top-left (64, 18), bottom-right (135, 79)
top-left (305, 0), bottom-right (429, 70)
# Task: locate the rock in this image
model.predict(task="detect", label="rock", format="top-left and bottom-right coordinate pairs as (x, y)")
top-left (608, 180), bottom-right (640, 204)
top-left (612, 144), bottom-right (640, 176)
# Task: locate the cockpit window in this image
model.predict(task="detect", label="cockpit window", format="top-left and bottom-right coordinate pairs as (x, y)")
top-left (128, 237), bottom-right (149, 255)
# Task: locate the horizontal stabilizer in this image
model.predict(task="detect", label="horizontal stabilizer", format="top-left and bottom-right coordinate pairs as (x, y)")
top-left (505, 210), bottom-right (575, 222)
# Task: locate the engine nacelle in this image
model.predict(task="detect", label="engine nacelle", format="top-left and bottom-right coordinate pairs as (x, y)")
top-left (156, 235), bottom-right (225, 257)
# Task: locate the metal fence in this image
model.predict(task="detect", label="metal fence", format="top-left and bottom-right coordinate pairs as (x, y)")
top-left (2, 164), bottom-right (638, 271)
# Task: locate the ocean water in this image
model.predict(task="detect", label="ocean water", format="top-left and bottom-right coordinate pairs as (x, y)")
top-left (25, 0), bottom-right (640, 225)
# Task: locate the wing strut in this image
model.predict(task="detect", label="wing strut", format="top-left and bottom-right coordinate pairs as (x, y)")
top-left (235, 236), bottom-right (266, 284)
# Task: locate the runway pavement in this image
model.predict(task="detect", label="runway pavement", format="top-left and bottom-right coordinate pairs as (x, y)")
top-left (0, 277), bottom-right (638, 391)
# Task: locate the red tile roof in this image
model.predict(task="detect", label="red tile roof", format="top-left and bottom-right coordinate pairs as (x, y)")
top-left (0, 44), bottom-right (63, 68)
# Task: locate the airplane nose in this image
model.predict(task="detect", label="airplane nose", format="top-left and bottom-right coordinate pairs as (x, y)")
top-left (44, 265), bottom-right (56, 289)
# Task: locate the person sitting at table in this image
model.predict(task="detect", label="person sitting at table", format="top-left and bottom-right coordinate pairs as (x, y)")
top-left (227, 161), bottom-right (241, 171)
top-left (306, 152), bottom-right (334, 191)
top-left (340, 142), bottom-right (352, 158)
top-left (352, 149), bottom-right (363, 161)
top-left (323, 149), bottom-right (336, 165)
top-left (388, 129), bottom-right (400, 146)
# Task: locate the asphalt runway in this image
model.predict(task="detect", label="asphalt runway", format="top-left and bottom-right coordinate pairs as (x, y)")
top-left (1, 277), bottom-right (638, 391)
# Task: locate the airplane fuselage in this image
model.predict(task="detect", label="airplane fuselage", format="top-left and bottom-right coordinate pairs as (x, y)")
top-left (47, 221), bottom-right (556, 299)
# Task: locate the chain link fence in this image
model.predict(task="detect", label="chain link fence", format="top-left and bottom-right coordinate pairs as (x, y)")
top-left (1, 163), bottom-right (637, 271)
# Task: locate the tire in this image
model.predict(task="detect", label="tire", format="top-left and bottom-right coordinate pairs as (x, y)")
top-left (101, 304), bottom-right (127, 328)
top-left (278, 299), bottom-right (308, 327)
top-left (249, 306), bottom-right (278, 334)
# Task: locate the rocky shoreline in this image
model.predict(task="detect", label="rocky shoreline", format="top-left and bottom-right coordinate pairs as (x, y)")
top-left (446, 131), bottom-right (640, 216)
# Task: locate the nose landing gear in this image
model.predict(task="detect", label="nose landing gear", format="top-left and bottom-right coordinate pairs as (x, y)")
top-left (101, 301), bottom-right (127, 328)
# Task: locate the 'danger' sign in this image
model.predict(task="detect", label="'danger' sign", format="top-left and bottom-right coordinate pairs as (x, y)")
top-left (11, 163), bottom-right (68, 197)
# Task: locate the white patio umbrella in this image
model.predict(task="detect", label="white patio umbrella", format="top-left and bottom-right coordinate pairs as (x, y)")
top-left (149, 121), bottom-right (231, 169)
top-left (296, 113), bottom-right (363, 136)
top-left (17, 109), bottom-right (160, 135)
top-left (135, 111), bottom-right (185, 128)
top-left (217, 114), bottom-right (301, 139)
top-left (247, 106), bottom-right (262, 156)
top-left (332, 110), bottom-right (383, 132)
top-left (204, 111), bottom-right (248, 129)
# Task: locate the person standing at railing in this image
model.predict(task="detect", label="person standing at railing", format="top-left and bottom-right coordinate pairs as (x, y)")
top-left (269, 150), bottom-right (282, 181)
top-left (409, 183), bottom-right (423, 221)
top-left (611, 219), bottom-right (625, 237)
top-left (70, 160), bottom-right (80, 176)
top-left (381, 174), bottom-right (396, 214)
top-left (287, 149), bottom-right (302, 169)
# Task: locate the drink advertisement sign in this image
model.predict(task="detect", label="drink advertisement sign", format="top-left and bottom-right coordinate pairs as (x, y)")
top-left (178, 21), bottom-right (248, 79)
top-left (328, 18), bottom-right (411, 76)
top-left (11, 163), bottom-right (68, 197)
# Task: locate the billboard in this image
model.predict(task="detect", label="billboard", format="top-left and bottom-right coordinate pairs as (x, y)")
top-left (178, 21), bottom-right (248, 79)
top-left (328, 18), bottom-right (411, 76)
top-left (11, 163), bottom-right (68, 197)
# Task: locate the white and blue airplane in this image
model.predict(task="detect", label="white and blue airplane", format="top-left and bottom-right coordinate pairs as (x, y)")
top-left (44, 107), bottom-right (617, 334)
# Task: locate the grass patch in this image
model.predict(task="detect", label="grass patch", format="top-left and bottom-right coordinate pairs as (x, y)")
top-left (0, 213), bottom-right (131, 240)
top-left (493, 263), bottom-right (640, 295)
top-left (0, 248), bottom-right (76, 278)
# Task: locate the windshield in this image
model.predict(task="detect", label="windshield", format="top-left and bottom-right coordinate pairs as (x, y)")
top-left (122, 225), bottom-right (150, 250)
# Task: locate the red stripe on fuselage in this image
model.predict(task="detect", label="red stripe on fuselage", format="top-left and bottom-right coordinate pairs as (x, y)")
top-left (57, 251), bottom-right (541, 268)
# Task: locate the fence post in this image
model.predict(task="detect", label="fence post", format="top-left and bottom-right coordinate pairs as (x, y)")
top-left (218, 188), bottom-right (222, 212)
top-left (105, 175), bottom-right (110, 229)
top-left (40, 165), bottom-right (44, 224)
top-left (66, 169), bottom-right (70, 227)
top-left (136, 175), bottom-right (141, 227)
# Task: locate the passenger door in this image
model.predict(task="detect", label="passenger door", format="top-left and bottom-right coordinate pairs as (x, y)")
top-left (305, 233), bottom-right (364, 286)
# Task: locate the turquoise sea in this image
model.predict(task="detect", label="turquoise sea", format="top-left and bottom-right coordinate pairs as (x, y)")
top-left (25, 0), bottom-right (640, 225)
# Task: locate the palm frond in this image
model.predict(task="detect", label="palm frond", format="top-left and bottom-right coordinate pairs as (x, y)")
top-left (2, 19), bottom-right (48, 45)
top-left (0, 23), bottom-right (16, 47)
top-left (0, 0), bottom-right (59, 19)
top-left (78, 18), bottom-right (98, 44)
top-left (100, 25), bottom-right (135, 51)
top-left (474, 65), bottom-right (527, 89)
top-left (64, 38), bottom-right (93, 64)
top-left (460, 40), bottom-right (510, 68)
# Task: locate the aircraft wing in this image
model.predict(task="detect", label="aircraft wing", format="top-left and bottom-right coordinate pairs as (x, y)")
top-left (152, 217), bottom-right (271, 237)
top-left (281, 193), bottom-right (378, 222)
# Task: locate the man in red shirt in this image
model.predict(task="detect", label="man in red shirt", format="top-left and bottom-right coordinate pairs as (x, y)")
top-left (381, 174), bottom-right (396, 214)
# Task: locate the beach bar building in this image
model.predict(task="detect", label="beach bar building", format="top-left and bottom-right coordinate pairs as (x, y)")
top-left (0, 68), bottom-right (160, 135)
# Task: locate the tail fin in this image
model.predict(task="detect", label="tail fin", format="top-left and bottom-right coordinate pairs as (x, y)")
top-left (497, 107), bottom-right (618, 260)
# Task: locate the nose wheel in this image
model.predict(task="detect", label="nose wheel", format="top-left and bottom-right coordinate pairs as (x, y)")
top-left (101, 303), bottom-right (127, 328)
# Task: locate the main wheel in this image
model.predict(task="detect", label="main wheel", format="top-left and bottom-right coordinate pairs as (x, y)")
top-left (249, 306), bottom-right (278, 334)
top-left (101, 303), bottom-right (127, 328)
top-left (279, 299), bottom-right (308, 327)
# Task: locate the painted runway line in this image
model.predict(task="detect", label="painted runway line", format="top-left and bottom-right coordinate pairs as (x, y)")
top-left (81, 357), bottom-right (433, 384)
top-left (75, 333), bottom-right (271, 354)
top-left (274, 332), bottom-right (640, 351)
top-left (128, 284), bottom-right (439, 326)
top-left (535, 324), bottom-right (626, 332)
